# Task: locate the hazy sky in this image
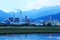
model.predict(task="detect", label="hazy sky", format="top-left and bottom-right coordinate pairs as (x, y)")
top-left (0, 0), bottom-right (60, 12)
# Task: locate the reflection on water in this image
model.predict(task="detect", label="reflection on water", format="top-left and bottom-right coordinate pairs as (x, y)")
top-left (0, 34), bottom-right (60, 40)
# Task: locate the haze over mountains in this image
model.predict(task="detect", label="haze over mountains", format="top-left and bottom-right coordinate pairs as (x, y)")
top-left (32, 13), bottom-right (60, 22)
top-left (0, 6), bottom-right (60, 22)
top-left (23, 6), bottom-right (60, 19)
top-left (0, 10), bottom-right (11, 22)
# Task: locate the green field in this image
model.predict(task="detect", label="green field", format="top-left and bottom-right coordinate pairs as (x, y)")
top-left (0, 26), bottom-right (60, 34)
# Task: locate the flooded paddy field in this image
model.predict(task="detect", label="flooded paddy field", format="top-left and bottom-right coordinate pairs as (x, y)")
top-left (0, 34), bottom-right (60, 40)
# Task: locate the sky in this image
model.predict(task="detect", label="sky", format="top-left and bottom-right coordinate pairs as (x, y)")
top-left (0, 0), bottom-right (60, 12)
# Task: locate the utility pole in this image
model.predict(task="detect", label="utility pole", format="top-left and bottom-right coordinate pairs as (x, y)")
top-left (49, 16), bottom-right (52, 22)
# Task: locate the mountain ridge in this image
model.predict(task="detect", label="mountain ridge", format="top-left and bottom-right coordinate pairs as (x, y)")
top-left (32, 13), bottom-right (60, 22)
top-left (0, 6), bottom-right (60, 22)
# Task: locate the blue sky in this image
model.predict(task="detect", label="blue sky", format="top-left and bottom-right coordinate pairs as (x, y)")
top-left (0, 0), bottom-right (60, 12)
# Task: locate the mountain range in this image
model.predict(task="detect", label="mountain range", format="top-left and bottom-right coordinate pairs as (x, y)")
top-left (0, 6), bottom-right (60, 23)
top-left (32, 13), bottom-right (60, 22)
top-left (0, 10), bottom-right (11, 22)
top-left (21, 6), bottom-right (60, 19)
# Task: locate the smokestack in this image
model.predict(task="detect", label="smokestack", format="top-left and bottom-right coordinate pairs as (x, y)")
top-left (13, 13), bottom-right (15, 24)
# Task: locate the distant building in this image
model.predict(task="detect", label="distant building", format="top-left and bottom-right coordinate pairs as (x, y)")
top-left (14, 18), bottom-right (20, 23)
top-left (25, 16), bottom-right (30, 24)
top-left (4, 19), bottom-right (11, 24)
top-left (4, 17), bottom-right (20, 24)
top-left (9, 17), bottom-right (13, 22)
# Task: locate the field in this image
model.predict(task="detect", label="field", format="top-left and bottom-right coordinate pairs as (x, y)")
top-left (0, 26), bottom-right (60, 34)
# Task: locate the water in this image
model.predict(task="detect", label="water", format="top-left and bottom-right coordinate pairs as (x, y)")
top-left (0, 34), bottom-right (60, 40)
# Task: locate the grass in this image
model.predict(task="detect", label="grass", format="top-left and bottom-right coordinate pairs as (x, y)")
top-left (0, 26), bottom-right (60, 34)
